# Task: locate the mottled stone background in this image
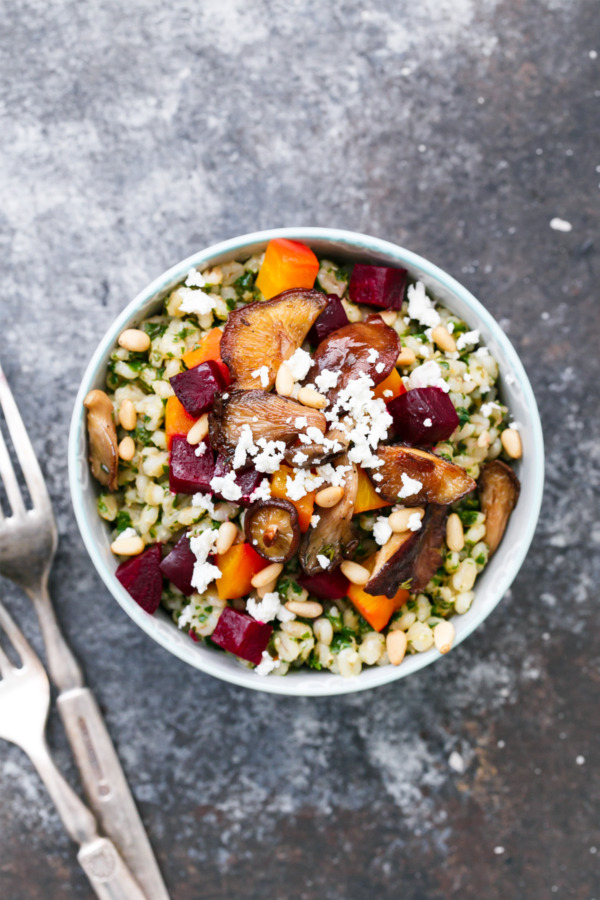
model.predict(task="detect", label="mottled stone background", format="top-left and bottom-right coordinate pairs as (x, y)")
top-left (1, 0), bottom-right (599, 897)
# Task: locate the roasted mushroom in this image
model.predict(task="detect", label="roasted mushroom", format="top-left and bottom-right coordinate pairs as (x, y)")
top-left (299, 456), bottom-right (358, 575)
top-left (220, 289), bottom-right (328, 390)
top-left (478, 460), bottom-right (520, 555)
top-left (370, 445), bottom-right (476, 506)
top-left (209, 390), bottom-right (327, 460)
top-left (84, 389), bottom-right (119, 491)
top-left (283, 426), bottom-right (351, 468)
top-left (244, 498), bottom-right (300, 563)
top-left (365, 505), bottom-right (449, 598)
top-left (305, 318), bottom-right (399, 401)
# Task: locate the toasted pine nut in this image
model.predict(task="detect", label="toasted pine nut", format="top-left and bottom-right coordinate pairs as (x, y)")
top-left (118, 398), bottom-right (137, 430)
top-left (340, 560), bottom-right (370, 586)
top-left (386, 630), bottom-right (408, 666)
top-left (256, 579), bottom-right (278, 598)
top-left (187, 414), bottom-right (209, 445)
top-left (434, 620), bottom-right (455, 654)
top-left (501, 428), bottom-right (522, 459)
top-left (446, 513), bottom-right (464, 552)
top-left (285, 600), bottom-right (323, 618)
top-left (251, 562), bottom-right (283, 589)
top-left (118, 436), bottom-right (136, 461)
top-left (315, 485), bottom-right (345, 508)
top-left (389, 507), bottom-right (425, 533)
top-left (110, 534), bottom-right (144, 556)
top-left (431, 325), bottom-right (457, 353)
top-left (396, 347), bottom-right (416, 367)
top-left (216, 521), bottom-right (238, 555)
top-left (297, 387), bottom-right (328, 409)
top-left (379, 309), bottom-right (397, 326)
top-left (118, 328), bottom-right (151, 353)
top-left (276, 362), bottom-right (294, 397)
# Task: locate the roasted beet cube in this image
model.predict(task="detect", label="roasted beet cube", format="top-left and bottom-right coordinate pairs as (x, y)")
top-left (297, 568), bottom-right (350, 600)
top-left (116, 544), bottom-right (163, 614)
top-left (213, 454), bottom-right (263, 506)
top-left (169, 436), bottom-right (215, 494)
top-left (308, 294), bottom-right (349, 344)
top-left (159, 533), bottom-right (196, 595)
top-left (170, 360), bottom-right (227, 418)
top-left (387, 387), bottom-right (459, 445)
top-left (210, 607), bottom-right (272, 665)
top-left (348, 264), bottom-right (407, 310)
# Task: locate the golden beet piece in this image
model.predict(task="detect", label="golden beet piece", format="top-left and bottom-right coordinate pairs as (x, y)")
top-left (84, 389), bottom-right (119, 491)
top-left (371, 445), bottom-right (476, 506)
top-left (220, 289), bottom-right (328, 390)
top-left (478, 460), bottom-right (520, 555)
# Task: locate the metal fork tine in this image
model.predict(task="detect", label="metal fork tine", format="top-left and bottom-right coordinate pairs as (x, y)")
top-left (0, 600), bottom-right (33, 666)
top-left (0, 426), bottom-right (26, 516)
top-left (0, 361), bottom-right (51, 512)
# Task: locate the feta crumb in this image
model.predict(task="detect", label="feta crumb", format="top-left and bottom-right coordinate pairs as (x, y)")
top-left (195, 442), bottom-right (207, 457)
top-left (480, 401), bottom-right (502, 417)
top-left (191, 492), bottom-right (215, 515)
top-left (315, 368), bottom-right (340, 393)
top-left (475, 347), bottom-right (490, 358)
top-left (118, 527), bottom-right (138, 541)
top-left (178, 287), bottom-right (218, 317)
top-left (375, 361), bottom-right (385, 374)
top-left (232, 424), bottom-right (256, 470)
top-left (247, 591), bottom-right (295, 623)
top-left (292, 450), bottom-right (309, 465)
top-left (310, 514), bottom-right (321, 527)
top-left (253, 438), bottom-right (286, 473)
top-left (367, 348), bottom-right (379, 363)
top-left (549, 217), bottom-right (572, 232)
top-left (189, 529), bottom-right (221, 593)
top-left (383, 389), bottom-right (394, 398)
top-left (456, 329), bottom-right (480, 351)
top-left (294, 416), bottom-right (308, 429)
top-left (407, 513), bottom-right (423, 532)
top-left (210, 470), bottom-right (242, 501)
top-left (407, 281), bottom-right (441, 328)
top-left (408, 360), bottom-right (449, 393)
top-left (249, 480), bottom-right (272, 502)
top-left (372, 473), bottom-right (383, 482)
top-left (251, 365), bottom-right (270, 388)
top-left (446, 321), bottom-right (455, 334)
top-left (423, 417), bottom-right (432, 427)
top-left (185, 268), bottom-right (206, 288)
top-left (398, 472), bottom-right (422, 498)
top-left (316, 554), bottom-right (331, 570)
top-left (255, 651), bottom-right (281, 676)
top-left (285, 348), bottom-right (313, 381)
top-left (373, 516), bottom-right (393, 546)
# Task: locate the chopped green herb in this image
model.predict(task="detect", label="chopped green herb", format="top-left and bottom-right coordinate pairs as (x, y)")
top-left (134, 425), bottom-right (154, 446)
top-left (115, 511), bottom-right (132, 533)
top-left (331, 627), bottom-right (356, 653)
top-left (144, 321), bottom-right (168, 340)
top-left (456, 407), bottom-right (470, 427)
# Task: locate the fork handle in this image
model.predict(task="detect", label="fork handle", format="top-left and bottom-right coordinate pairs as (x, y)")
top-left (26, 578), bottom-right (84, 692)
top-left (28, 739), bottom-right (147, 899)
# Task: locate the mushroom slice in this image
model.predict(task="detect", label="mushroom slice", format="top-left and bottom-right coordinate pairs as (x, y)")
top-left (244, 498), bottom-right (300, 563)
top-left (220, 289), bottom-right (328, 390)
top-left (84, 389), bottom-right (119, 491)
top-left (284, 426), bottom-right (350, 468)
top-left (370, 445), bottom-right (476, 507)
top-left (478, 460), bottom-right (520, 555)
top-left (305, 318), bottom-right (399, 400)
top-left (209, 390), bottom-right (327, 460)
top-left (299, 456), bottom-right (358, 575)
top-left (365, 505), bottom-right (449, 598)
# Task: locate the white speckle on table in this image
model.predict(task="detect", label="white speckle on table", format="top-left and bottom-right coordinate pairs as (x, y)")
top-left (576, 755), bottom-right (586, 766)
top-left (448, 751), bottom-right (465, 773)
top-left (494, 846), bottom-right (505, 855)
top-left (549, 217), bottom-right (572, 232)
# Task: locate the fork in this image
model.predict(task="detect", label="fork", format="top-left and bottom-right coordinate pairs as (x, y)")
top-left (0, 360), bottom-right (169, 899)
top-left (0, 599), bottom-right (147, 898)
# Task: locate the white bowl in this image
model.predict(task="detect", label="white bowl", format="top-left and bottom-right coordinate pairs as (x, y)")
top-left (69, 228), bottom-right (544, 696)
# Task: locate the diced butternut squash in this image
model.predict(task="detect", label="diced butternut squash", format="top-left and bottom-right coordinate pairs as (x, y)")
top-left (182, 327), bottom-right (223, 370)
top-left (347, 582), bottom-right (409, 632)
top-left (256, 239), bottom-right (320, 300)
top-left (165, 396), bottom-right (197, 448)
top-left (354, 466), bottom-right (393, 515)
top-left (271, 464), bottom-right (314, 533)
top-left (215, 543), bottom-right (268, 601)
top-left (373, 368), bottom-right (406, 402)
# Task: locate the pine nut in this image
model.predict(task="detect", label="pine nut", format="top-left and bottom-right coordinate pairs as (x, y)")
top-left (446, 513), bottom-right (465, 552)
top-left (110, 534), bottom-right (144, 556)
top-left (256, 579), bottom-right (278, 598)
top-left (501, 428), bottom-right (522, 459)
top-left (216, 521), bottom-right (238, 555)
top-left (187, 414), bottom-right (209, 445)
top-left (434, 620), bottom-right (455, 654)
top-left (386, 630), bottom-right (407, 666)
top-left (297, 387), bottom-right (328, 409)
top-left (379, 309), bottom-right (397, 326)
top-left (251, 562), bottom-right (283, 589)
top-left (275, 362), bottom-right (294, 397)
top-left (340, 560), bottom-right (370, 586)
top-left (285, 600), bottom-right (323, 618)
top-left (389, 507), bottom-right (425, 533)
top-left (118, 436), bottom-right (136, 461)
top-left (315, 485), bottom-right (345, 508)
top-left (396, 347), bottom-right (416, 367)
top-left (118, 328), bottom-right (151, 353)
top-left (431, 325), bottom-right (457, 353)
top-left (118, 398), bottom-right (137, 430)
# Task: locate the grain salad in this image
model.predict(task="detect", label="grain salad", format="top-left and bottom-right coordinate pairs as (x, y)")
top-left (84, 239), bottom-right (521, 678)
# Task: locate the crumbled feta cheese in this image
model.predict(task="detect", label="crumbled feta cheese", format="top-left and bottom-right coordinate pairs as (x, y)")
top-left (316, 554), bottom-right (331, 570)
top-left (285, 348), bottom-right (313, 381)
top-left (247, 591), bottom-right (295, 623)
top-left (372, 473), bottom-right (383, 482)
top-left (294, 416), bottom-right (308, 429)
top-left (195, 442), bottom-right (207, 457)
top-left (407, 513), bottom-right (423, 531)
top-left (255, 651), bottom-right (281, 676)
top-left (251, 365), bottom-right (270, 388)
top-left (423, 417), bottom-right (432, 427)
top-left (118, 527), bottom-right (138, 541)
top-left (178, 287), bottom-right (218, 317)
top-left (398, 472), bottom-right (423, 498)
top-left (253, 438), bottom-right (286, 474)
top-left (292, 450), bottom-right (309, 465)
top-left (185, 268), bottom-right (206, 288)
top-left (446, 321), bottom-right (455, 334)
top-left (232, 424), bottom-right (256, 470)
top-left (408, 361), bottom-right (449, 393)
top-left (480, 401), bottom-right (502, 417)
top-left (373, 516), bottom-right (393, 546)
top-left (315, 369), bottom-right (340, 393)
top-left (549, 217), bottom-right (572, 232)
top-left (310, 514), bottom-right (321, 527)
top-left (210, 470), bottom-right (242, 501)
top-left (367, 348), bottom-right (379, 363)
top-left (456, 329), bottom-right (480, 351)
top-left (508, 420), bottom-right (521, 431)
top-left (249, 480), bottom-right (272, 502)
top-left (375, 362), bottom-right (386, 374)
top-left (407, 281), bottom-right (441, 328)
top-left (475, 347), bottom-right (490, 358)
top-left (383, 389), bottom-right (394, 398)
top-left (191, 493), bottom-right (215, 515)
top-left (189, 529), bottom-right (221, 593)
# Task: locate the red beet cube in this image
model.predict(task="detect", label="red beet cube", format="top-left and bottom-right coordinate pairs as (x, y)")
top-left (213, 455), bottom-right (263, 506)
top-left (159, 533), bottom-right (196, 595)
top-left (116, 544), bottom-right (163, 614)
top-left (387, 387), bottom-right (459, 445)
top-left (348, 264), bottom-right (407, 310)
top-left (210, 607), bottom-right (272, 665)
top-left (169, 436), bottom-right (215, 494)
top-left (169, 360), bottom-right (227, 418)
top-left (297, 568), bottom-right (350, 600)
top-left (308, 295), bottom-right (349, 344)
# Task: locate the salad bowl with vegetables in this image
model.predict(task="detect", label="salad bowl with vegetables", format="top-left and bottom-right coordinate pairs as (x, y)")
top-left (69, 228), bottom-right (544, 696)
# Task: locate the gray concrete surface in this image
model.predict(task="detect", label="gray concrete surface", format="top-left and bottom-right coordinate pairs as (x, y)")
top-left (1, 0), bottom-right (599, 897)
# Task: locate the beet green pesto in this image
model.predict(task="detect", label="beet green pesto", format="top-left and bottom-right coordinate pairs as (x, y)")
top-left (85, 241), bottom-right (521, 679)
